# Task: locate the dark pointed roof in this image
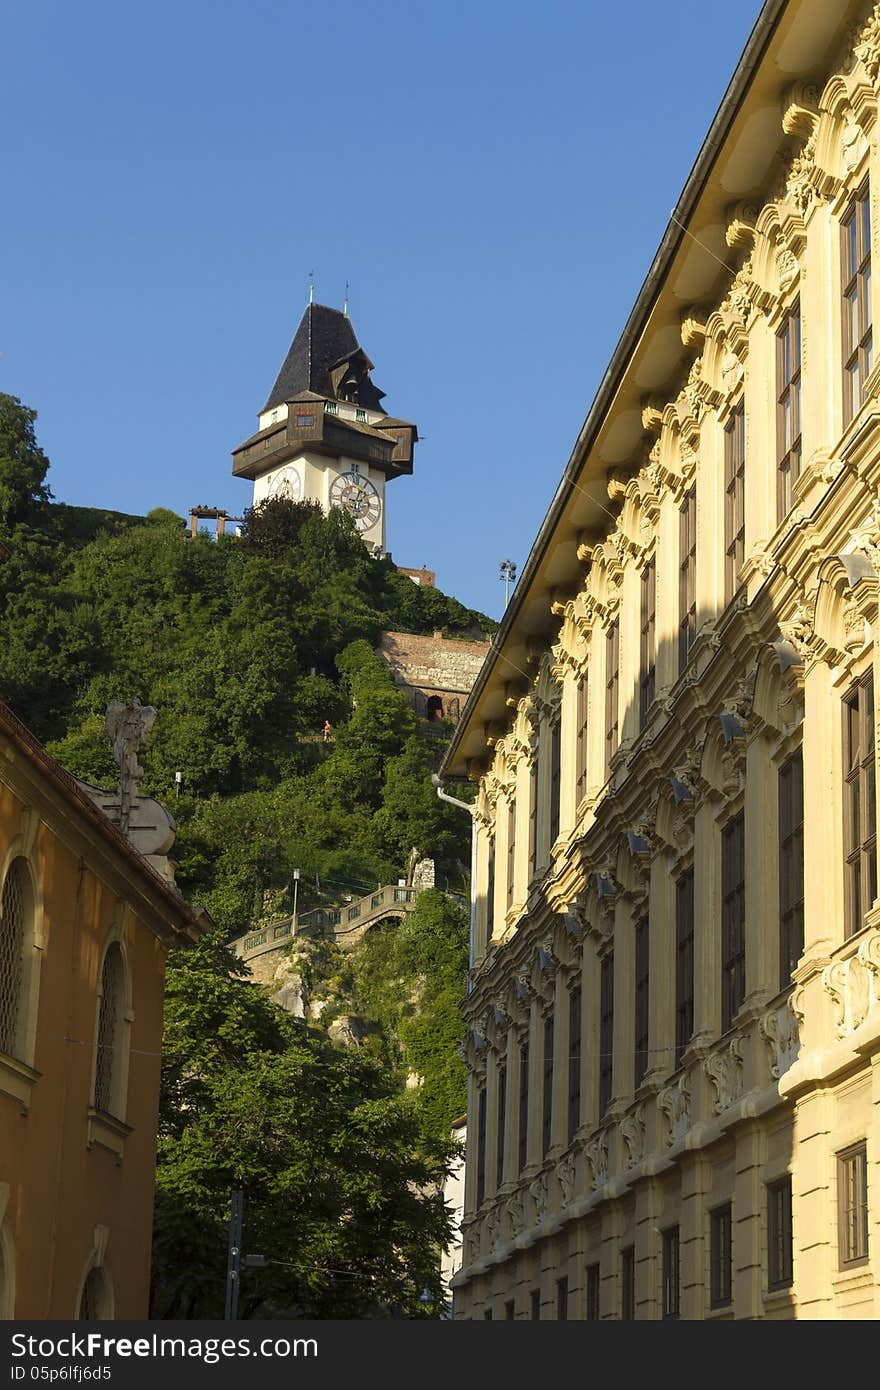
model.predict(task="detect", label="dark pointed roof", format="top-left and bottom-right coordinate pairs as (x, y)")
top-left (263, 303), bottom-right (386, 413)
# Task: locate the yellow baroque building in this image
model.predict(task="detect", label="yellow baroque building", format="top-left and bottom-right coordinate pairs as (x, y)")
top-left (442, 0), bottom-right (880, 1320)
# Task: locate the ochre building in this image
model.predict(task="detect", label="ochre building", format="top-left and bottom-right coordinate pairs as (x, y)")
top-left (0, 704), bottom-right (205, 1318)
top-left (442, 0), bottom-right (880, 1320)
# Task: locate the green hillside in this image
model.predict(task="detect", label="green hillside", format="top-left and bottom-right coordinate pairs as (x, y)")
top-left (0, 391), bottom-right (493, 1317)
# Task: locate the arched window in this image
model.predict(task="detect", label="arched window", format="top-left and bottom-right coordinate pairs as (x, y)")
top-left (78, 1266), bottom-right (111, 1320)
top-left (427, 695), bottom-right (444, 721)
top-left (94, 945), bottom-right (125, 1118)
top-left (0, 859), bottom-right (34, 1061)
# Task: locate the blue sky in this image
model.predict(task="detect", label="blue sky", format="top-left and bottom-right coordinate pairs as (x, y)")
top-left (3, 0), bottom-right (762, 621)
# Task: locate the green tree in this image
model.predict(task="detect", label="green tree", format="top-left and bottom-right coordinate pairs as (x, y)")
top-left (153, 934), bottom-right (454, 1319)
top-left (0, 394), bottom-right (52, 528)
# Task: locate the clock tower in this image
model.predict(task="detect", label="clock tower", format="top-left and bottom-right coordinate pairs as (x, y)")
top-left (231, 301), bottom-right (417, 553)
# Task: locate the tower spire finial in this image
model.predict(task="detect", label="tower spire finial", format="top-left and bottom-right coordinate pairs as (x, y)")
top-left (308, 270), bottom-right (315, 305)
top-left (343, 281), bottom-right (350, 317)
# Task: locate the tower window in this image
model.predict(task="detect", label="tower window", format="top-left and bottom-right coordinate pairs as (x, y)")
top-left (294, 413), bottom-right (315, 428)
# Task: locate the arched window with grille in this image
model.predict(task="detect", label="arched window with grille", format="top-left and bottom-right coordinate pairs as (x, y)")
top-left (93, 944), bottom-right (126, 1119)
top-left (0, 858), bottom-right (35, 1062)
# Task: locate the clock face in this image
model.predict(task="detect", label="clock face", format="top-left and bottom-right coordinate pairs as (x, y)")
top-left (266, 465), bottom-right (303, 502)
top-left (329, 470), bottom-right (382, 533)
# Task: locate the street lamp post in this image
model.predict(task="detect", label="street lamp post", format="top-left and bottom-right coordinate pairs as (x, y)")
top-left (292, 868), bottom-right (300, 930)
top-left (499, 558), bottom-right (517, 608)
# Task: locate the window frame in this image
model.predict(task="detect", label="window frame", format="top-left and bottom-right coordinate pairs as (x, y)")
top-left (567, 985), bottom-right (581, 1143)
top-left (621, 1245), bottom-right (635, 1320)
top-left (604, 620), bottom-right (620, 778)
top-left (675, 869), bottom-right (695, 1068)
top-left (776, 299), bottom-right (802, 521)
top-left (709, 1204), bottom-right (733, 1308)
top-left (475, 1083), bottom-right (487, 1208)
top-left (634, 918), bottom-right (649, 1089)
top-left (586, 1263), bottom-right (600, 1320)
top-left (541, 1011), bottom-right (554, 1157)
top-left (838, 1142), bottom-right (869, 1268)
top-left (518, 1042), bottom-right (529, 1173)
top-left (842, 178), bottom-right (873, 428)
top-left (843, 671), bottom-right (877, 938)
top-left (724, 399), bottom-right (746, 605)
top-left (661, 1226), bottom-right (680, 1319)
top-left (639, 558), bottom-right (656, 729)
top-left (778, 749), bottom-right (804, 987)
top-left (496, 1063), bottom-right (506, 1190)
top-left (767, 1176), bottom-right (793, 1290)
top-left (721, 813), bottom-right (746, 1032)
top-left (599, 953), bottom-right (614, 1116)
top-left (575, 671), bottom-right (589, 806)
top-left (678, 487), bottom-right (697, 675)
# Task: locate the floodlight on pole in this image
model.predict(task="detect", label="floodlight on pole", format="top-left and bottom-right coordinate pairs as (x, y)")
top-left (499, 559), bottom-right (517, 608)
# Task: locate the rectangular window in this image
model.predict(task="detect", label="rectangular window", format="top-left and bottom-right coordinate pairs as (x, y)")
top-left (518, 1043), bottom-right (529, 1172)
top-left (568, 985), bottom-right (582, 1142)
top-left (639, 559), bottom-right (656, 729)
top-left (838, 1143), bottom-right (869, 1267)
top-left (662, 1227), bottom-right (680, 1319)
top-left (634, 918), bottom-right (650, 1089)
top-left (779, 751), bottom-right (804, 986)
top-left (476, 1085), bottom-right (487, 1208)
top-left (678, 488), bottom-right (697, 674)
top-left (724, 401), bottom-right (745, 604)
top-left (604, 620), bottom-right (619, 778)
top-left (549, 720), bottom-right (561, 846)
top-left (675, 869), bottom-right (695, 1067)
top-left (767, 1176), bottom-right (793, 1290)
top-left (842, 180), bottom-right (873, 427)
top-left (556, 1276), bottom-right (568, 1321)
top-left (505, 1299), bottom-right (515, 1320)
top-left (576, 672), bottom-right (589, 806)
top-left (542, 1012), bottom-right (554, 1156)
top-left (506, 798), bottom-right (516, 912)
top-left (530, 1288), bottom-right (541, 1320)
top-left (356, 407), bottom-right (367, 422)
top-left (294, 412), bottom-right (315, 427)
top-left (710, 1204), bottom-right (732, 1307)
top-left (843, 673), bottom-right (877, 937)
top-left (599, 954), bottom-right (614, 1115)
top-left (586, 1263), bottom-right (600, 1320)
top-left (496, 1064), bottom-right (507, 1189)
top-left (528, 762), bottom-right (538, 881)
top-left (721, 814), bottom-right (746, 1031)
top-left (621, 1246), bottom-right (635, 1320)
top-left (485, 837), bottom-right (495, 945)
top-left (776, 300), bottom-right (802, 521)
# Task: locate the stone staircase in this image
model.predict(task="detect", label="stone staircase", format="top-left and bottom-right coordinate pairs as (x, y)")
top-left (231, 882), bottom-right (423, 965)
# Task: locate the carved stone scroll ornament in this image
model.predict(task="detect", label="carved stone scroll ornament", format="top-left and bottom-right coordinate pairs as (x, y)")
top-left (583, 1131), bottom-right (608, 1191)
top-left (853, 4), bottom-right (880, 86)
top-left (759, 999), bottom-right (800, 1080)
top-left (823, 930), bottom-right (880, 1037)
top-left (704, 1037), bottom-right (744, 1115)
top-left (557, 1150), bottom-right (577, 1206)
top-left (657, 1073), bottom-right (691, 1147)
top-left (529, 1170), bottom-right (550, 1223)
top-left (619, 1104), bottom-right (646, 1170)
top-left (506, 1190), bottom-right (526, 1239)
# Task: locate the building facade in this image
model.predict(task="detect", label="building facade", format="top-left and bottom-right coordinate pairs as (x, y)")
top-left (378, 630), bottom-right (493, 724)
top-left (0, 702), bottom-right (206, 1318)
top-left (231, 300), bottom-right (417, 555)
top-left (442, 0), bottom-right (880, 1319)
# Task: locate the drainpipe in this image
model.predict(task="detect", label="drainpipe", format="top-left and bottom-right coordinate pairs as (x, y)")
top-left (432, 774), bottom-right (477, 991)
